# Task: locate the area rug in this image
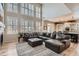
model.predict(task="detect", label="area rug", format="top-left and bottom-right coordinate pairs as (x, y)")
top-left (16, 42), bottom-right (62, 56)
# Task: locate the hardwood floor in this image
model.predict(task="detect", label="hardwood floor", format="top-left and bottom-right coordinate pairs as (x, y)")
top-left (0, 41), bottom-right (79, 56)
top-left (0, 42), bottom-right (18, 56)
top-left (62, 43), bottom-right (79, 56)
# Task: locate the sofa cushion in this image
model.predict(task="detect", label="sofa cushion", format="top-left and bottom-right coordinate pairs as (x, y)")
top-left (45, 39), bottom-right (64, 46)
top-left (39, 36), bottom-right (50, 41)
top-left (51, 32), bottom-right (56, 39)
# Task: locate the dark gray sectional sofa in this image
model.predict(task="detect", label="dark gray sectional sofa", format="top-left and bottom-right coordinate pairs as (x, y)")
top-left (18, 31), bottom-right (71, 53)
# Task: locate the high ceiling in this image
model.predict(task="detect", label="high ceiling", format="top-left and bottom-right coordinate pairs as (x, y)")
top-left (65, 3), bottom-right (79, 12)
top-left (42, 3), bottom-right (79, 21)
top-left (42, 3), bottom-right (72, 20)
top-left (65, 3), bottom-right (79, 19)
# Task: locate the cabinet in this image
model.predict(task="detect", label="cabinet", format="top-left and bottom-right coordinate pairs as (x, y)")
top-left (70, 23), bottom-right (79, 32)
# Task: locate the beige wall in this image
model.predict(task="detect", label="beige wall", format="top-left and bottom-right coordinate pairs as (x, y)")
top-left (42, 20), bottom-right (55, 32)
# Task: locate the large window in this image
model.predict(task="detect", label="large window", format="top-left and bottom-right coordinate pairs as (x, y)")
top-left (35, 6), bottom-right (41, 18)
top-left (28, 20), bottom-right (34, 32)
top-left (7, 3), bottom-right (18, 13)
top-left (6, 16), bottom-right (41, 34)
top-left (36, 21), bottom-right (41, 32)
top-left (5, 3), bottom-right (42, 34)
top-left (24, 20), bottom-right (28, 32)
top-left (20, 19), bottom-right (28, 32)
top-left (21, 4), bottom-right (28, 15)
top-left (20, 3), bottom-right (41, 18)
top-left (7, 3), bottom-right (41, 18)
top-left (7, 16), bottom-right (18, 34)
top-left (20, 19), bottom-right (35, 32)
top-left (28, 4), bottom-right (34, 16)
top-left (20, 19), bottom-right (25, 32)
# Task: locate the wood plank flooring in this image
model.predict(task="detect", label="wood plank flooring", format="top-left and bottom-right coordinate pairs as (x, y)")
top-left (0, 42), bottom-right (18, 56)
top-left (0, 41), bottom-right (79, 56)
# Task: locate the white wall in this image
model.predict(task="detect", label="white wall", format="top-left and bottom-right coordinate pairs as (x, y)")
top-left (42, 3), bottom-right (71, 21)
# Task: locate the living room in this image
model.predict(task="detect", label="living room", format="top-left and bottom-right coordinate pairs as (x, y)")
top-left (0, 3), bottom-right (79, 56)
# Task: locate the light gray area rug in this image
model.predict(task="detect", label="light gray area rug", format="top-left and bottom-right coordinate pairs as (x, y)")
top-left (16, 42), bottom-right (62, 56)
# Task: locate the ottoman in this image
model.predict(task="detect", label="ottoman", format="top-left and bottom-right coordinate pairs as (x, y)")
top-left (28, 38), bottom-right (43, 47)
top-left (45, 39), bottom-right (65, 53)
